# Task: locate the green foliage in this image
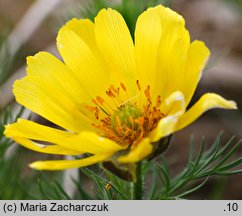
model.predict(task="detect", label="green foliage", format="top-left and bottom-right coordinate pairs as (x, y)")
top-left (79, 167), bottom-right (132, 199)
top-left (0, 32), bottom-right (22, 87)
top-left (0, 107), bottom-right (31, 199)
top-left (36, 172), bottom-right (71, 200)
top-left (0, 147), bottom-right (30, 199)
top-left (0, 32), bottom-right (11, 86)
top-left (150, 133), bottom-right (242, 199)
top-left (78, 0), bottom-right (109, 21)
top-left (0, 107), bottom-right (25, 157)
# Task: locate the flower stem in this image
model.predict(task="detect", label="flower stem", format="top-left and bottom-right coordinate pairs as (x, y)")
top-left (133, 161), bottom-right (143, 200)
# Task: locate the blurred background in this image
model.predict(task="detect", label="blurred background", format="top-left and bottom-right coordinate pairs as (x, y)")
top-left (0, 0), bottom-right (241, 199)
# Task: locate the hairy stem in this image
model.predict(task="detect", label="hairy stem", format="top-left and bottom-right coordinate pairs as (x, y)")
top-left (133, 161), bottom-right (143, 200)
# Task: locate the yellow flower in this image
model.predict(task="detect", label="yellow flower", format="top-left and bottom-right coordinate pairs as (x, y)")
top-left (4, 5), bottom-right (236, 173)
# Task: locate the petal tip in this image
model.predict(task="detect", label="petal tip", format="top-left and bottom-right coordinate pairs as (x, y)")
top-left (3, 123), bottom-right (16, 138)
top-left (29, 161), bottom-right (42, 170)
top-left (28, 162), bottom-right (36, 169)
top-left (95, 8), bottom-right (108, 19)
top-left (3, 125), bottom-right (10, 137)
top-left (229, 100), bottom-right (237, 109)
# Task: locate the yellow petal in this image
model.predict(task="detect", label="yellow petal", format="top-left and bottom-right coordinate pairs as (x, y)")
top-left (135, 7), bottom-right (162, 104)
top-left (149, 91), bottom-right (186, 142)
top-left (15, 52), bottom-right (94, 133)
top-left (164, 91), bottom-right (186, 116)
top-left (94, 8), bottom-right (136, 95)
top-left (118, 138), bottom-right (152, 163)
top-left (4, 119), bottom-right (81, 155)
top-left (26, 52), bottom-right (90, 103)
top-left (29, 154), bottom-right (110, 170)
top-left (149, 116), bottom-right (178, 143)
top-left (4, 119), bottom-right (126, 155)
top-left (152, 5), bottom-right (190, 107)
top-left (62, 18), bottom-right (98, 52)
top-left (176, 93), bottom-right (237, 131)
top-left (57, 28), bottom-right (109, 97)
top-left (183, 40), bottom-right (210, 105)
top-left (10, 137), bottom-right (80, 155)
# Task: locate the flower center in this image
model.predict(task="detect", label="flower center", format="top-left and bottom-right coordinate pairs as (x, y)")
top-left (111, 104), bottom-right (142, 130)
top-left (86, 81), bottom-right (164, 146)
top-left (109, 104), bottom-right (145, 145)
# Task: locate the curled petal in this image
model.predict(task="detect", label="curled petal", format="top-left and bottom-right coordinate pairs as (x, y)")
top-left (176, 93), bottom-right (237, 131)
top-left (149, 91), bottom-right (186, 142)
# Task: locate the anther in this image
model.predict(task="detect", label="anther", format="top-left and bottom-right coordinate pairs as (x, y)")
top-left (109, 88), bottom-right (117, 97)
top-left (145, 85), bottom-right (152, 104)
top-left (96, 96), bottom-right (104, 105)
top-left (106, 90), bottom-right (116, 98)
top-left (156, 95), bottom-right (161, 107)
top-left (110, 85), bottom-right (118, 94)
top-left (136, 80), bottom-right (141, 91)
top-left (120, 82), bottom-right (127, 91)
top-left (124, 127), bottom-right (132, 136)
top-left (116, 116), bottom-right (121, 128)
top-left (92, 99), bottom-right (99, 106)
top-left (86, 105), bottom-right (97, 112)
top-left (95, 107), bottom-right (100, 119)
top-left (90, 81), bottom-right (164, 146)
top-left (109, 90), bottom-right (116, 97)
top-left (129, 116), bottom-right (134, 129)
top-left (106, 91), bottom-right (111, 97)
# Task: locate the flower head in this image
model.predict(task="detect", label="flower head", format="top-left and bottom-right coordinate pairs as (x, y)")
top-left (4, 5), bottom-right (236, 180)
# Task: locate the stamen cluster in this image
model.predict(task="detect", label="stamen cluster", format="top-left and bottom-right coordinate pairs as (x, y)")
top-left (87, 81), bottom-right (164, 146)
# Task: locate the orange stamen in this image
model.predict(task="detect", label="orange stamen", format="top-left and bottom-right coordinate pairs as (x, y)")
top-left (136, 80), bottom-right (141, 91)
top-left (92, 99), bottom-right (99, 106)
top-left (120, 82), bottom-right (127, 91)
top-left (145, 85), bottom-right (152, 104)
top-left (87, 81), bottom-right (164, 146)
top-left (111, 85), bottom-right (118, 94)
top-left (96, 96), bottom-right (104, 105)
top-left (156, 95), bottom-right (161, 107)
